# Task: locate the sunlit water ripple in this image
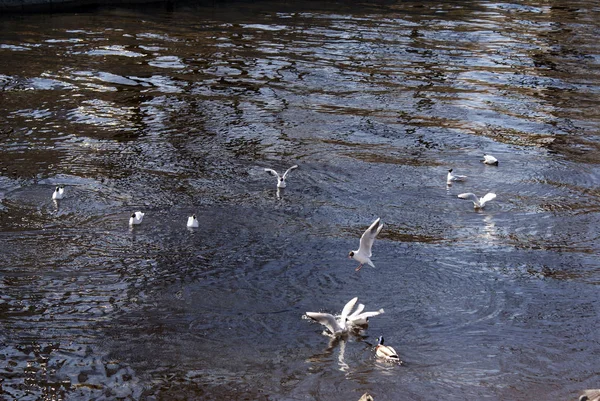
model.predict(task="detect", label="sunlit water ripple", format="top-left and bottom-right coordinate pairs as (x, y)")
top-left (1, 1), bottom-right (600, 400)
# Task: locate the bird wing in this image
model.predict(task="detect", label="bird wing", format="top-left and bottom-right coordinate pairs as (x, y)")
top-left (350, 308), bottom-right (384, 322)
top-left (340, 297), bottom-right (358, 322)
top-left (348, 303), bottom-right (365, 318)
top-left (306, 312), bottom-right (342, 334)
top-left (480, 193), bottom-right (496, 206)
top-left (264, 168), bottom-right (280, 178)
top-left (358, 218), bottom-right (382, 257)
top-left (282, 165), bottom-right (298, 179)
top-left (458, 193), bottom-right (479, 203)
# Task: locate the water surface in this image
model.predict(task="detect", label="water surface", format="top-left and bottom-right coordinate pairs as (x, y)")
top-left (1, 1), bottom-right (599, 400)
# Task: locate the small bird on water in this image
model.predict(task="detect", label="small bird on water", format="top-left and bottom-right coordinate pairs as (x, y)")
top-left (187, 214), bottom-right (199, 228)
top-left (349, 217), bottom-right (383, 271)
top-left (52, 185), bottom-right (65, 200)
top-left (482, 154), bottom-right (499, 165)
top-left (446, 168), bottom-right (467, 185)
top-left (129, 211), bottom-right (144, 225)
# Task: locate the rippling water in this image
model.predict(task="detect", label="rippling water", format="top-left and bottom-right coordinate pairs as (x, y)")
top-left (1, 1), bottom-right (600, 400)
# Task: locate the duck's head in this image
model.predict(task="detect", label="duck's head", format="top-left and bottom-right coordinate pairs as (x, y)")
top-left (377, 336), bottom-right (385, 345)
top-left (348, 251), bottom-right (354, 259)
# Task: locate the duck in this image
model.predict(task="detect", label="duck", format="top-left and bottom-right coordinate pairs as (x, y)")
top-left (447, 168), bottom-right (467, 185)
top-left (305, 297), bottom-right (358, 337)
top-left (482, 154), bottom-right (499, 165)
top-left (187, 214), bottom-right (199, 228)
top-left (264, 165), bottom-right (298, 188)
top-left (349, 217), bottom-right (383, 271)
top-left (129, 211), bottom-right (144, 225)
top-left (458, 192), bottom-right (496, 209)
top-left (52, 185), bottom-right (65, 200)
top-left (375, 336), bottom-right (401, 362)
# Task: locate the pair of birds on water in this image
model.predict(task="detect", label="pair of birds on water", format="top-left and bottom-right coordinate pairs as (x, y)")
top-left (450, 154), bottom-right (498, 209)
top-left (305, 296), bottom-right (400, 363)
top-left (128, 211), bottom-right (200, 228)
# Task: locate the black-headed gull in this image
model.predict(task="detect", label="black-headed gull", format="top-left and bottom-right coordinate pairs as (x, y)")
top-left (305, 297), bottom-right (358, 337)
top-left (349, 217), bottom-right (383, 271)
top-left (482, 154), bottom-right (499, 165)
top-left (129, 211), bottom-right (144, 225)
top-left (187, 214), bottom-right (199, 228)
top-left (458, 192), bottom-right (496, 209)
top-left (447, 169), bottom-right (467, 184)
top-left (264, 165), bottom-right (298, 188)
top-left (375, 336), bottom-right (401, 363)
top-left (52, 185), bottom-right (65, 200)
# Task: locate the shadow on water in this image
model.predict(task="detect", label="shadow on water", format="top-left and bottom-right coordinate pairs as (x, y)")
top-left (1, 0), bottom-right (600, 400)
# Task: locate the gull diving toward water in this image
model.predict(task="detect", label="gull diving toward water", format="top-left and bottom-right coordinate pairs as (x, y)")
top-left (447, 169), bottom-right (467, 185)
top-left (264, 165), bottom-right (298, 188)
top-left (349, 217), bottom-right (383, 271)
top-left (187, 214), bottom-right (199, 228)
top-left (375, 336), bottom-right (401, 363)
top-left (482, 154), bottom-right (499, 165)
top-left (305, 297), bottom-right (358, 337)
top-left (52, 185), bottom-right (65, 200)
top-left (129, 211), bottom-right (144, 225)
top-left (458, 192), bottom-right (496, 209)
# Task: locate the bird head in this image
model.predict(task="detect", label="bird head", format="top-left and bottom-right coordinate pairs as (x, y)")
top-left (131, 213), bottom-right (136, 218)
top-left (348, 251), bottom-right (354, 259)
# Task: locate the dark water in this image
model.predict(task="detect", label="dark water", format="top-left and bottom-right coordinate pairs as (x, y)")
top-left (1, 1), bottom-right (599, 400)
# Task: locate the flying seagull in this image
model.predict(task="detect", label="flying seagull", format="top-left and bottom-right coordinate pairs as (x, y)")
top-left (264, 165), bottom-right (298, 188)
top-left (306, 297), bottom-right (358, 337)
top-left (458, 192), bottom-right (496, 209)
top-left (349, 218), bottom-right (383, 271)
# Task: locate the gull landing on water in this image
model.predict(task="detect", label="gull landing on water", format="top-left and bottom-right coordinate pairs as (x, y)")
top-left (52, 186), bottom-right (65, 200)
top-left (349, 217), bottom-right (383, 271)
top-left (458, 192), bottom-right (496, 209)
top-left (187, 214), bottom-right (199, 228)
top-left (305, 297), bottom-right (358, 337)
top-left (264, 165), bottom-right (298, 188)
top-left (129, 211), bottom-right (144, 225)
top-left (482, 154), bottom-right (499, 165)
top-left (447, 169), bottom-right (467, 185)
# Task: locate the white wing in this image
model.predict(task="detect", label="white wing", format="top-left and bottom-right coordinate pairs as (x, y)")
top-left (458, 193), bottom-right (479, 203)
top-left (306, 312), bottom-right (342, 334)
top-left (264, 168), bottom-right (280, 178)
top-left (340, 297), bottom-right (358, 322)
top-left (350, 308), bottom-right (384, 324)
top-left (358, 218), bottom-right (383, 257)
top-left (348, 303), bottom-right (365, 318)
top-left (282, 165), bottom-right (298, 179)
top-left (483, 154), bottom-right (498, 164)
top-left (480, 193), bottom-right (497, 206)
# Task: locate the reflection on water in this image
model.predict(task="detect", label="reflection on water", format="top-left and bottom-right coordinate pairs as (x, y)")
top-left (1, 0), bottom-right (600, 400)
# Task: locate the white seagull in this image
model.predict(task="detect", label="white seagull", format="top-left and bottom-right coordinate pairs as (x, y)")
top-left (305, 297), bottom-right (358, 337)
top-left (447, 168), bottom-right (467, 185)
top-left (187, 214), bottom-right (199, 228)
top-left (458, 192), bottom-right (497, 209)
top-left (52, 186), bottom-right (65, 200)
top-left (343, 302), bottom-right (385, 328)
top-left (482, 154), bottom-right (499, 165)
top-left (264, 165), bottom-right (298, 188)
top-left (349, 217), bottom-right (383, 271)
top-left (129, 211), bottom-right (144, 225)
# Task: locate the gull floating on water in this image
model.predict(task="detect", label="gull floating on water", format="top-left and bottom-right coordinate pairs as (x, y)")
top-left (458, 192), bottom-right (496, 209)
top-left (187, 214), bottom-right (199, 228)
top-left (349, 217), bottom-right (383, 271)
top-left (129, 211), bottom-right (144, 225)
top-left (375, 336), bottom-right (401, 363)
top-left (264, 165), bottom-right (298, 188)
top-left (52, 185), bottom-right (65, 200)
top-left (482, 154), bottom-right (499, 165)
top-left (447, 168), bottom-right (467, 185)
top-left (305, 297), bottom-right (359, 337)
